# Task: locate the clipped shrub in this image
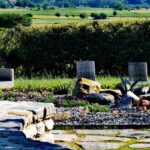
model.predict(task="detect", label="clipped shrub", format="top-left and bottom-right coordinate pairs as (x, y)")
top-left (1, 20), bottom-right (150, 77)
top-left (55, 12), bottom-right (61, 17)
top-left (79, 13), bottom-right (87, 19)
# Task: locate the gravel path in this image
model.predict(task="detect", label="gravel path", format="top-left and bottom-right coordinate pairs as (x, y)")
top-left (55, 107), bottom-right (150, 127)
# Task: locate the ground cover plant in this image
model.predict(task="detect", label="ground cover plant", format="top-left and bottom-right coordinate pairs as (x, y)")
top-left (0, 76), bottom-right (120, 112)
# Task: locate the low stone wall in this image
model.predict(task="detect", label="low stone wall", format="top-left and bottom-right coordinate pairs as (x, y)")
top-left (0, 101), bottom-right (69, 149)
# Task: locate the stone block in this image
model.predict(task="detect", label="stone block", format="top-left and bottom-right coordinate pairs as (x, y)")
top-left (37, 133), bottom-right (54, 144)
top-left (0, 68), bottom-right (14, 88)
top-left (36, 122), bottom-right (45, 136)
top-left (44, 119), bottom-right (54, 131)
top-left (23, 124), bottom-right (37, 138)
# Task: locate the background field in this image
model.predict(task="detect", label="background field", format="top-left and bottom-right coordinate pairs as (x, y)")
top-left (0, 8), bottom-right (150, 25)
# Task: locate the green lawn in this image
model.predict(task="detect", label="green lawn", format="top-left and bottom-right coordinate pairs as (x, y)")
top-left (0, 8), bottom-right (150, 25)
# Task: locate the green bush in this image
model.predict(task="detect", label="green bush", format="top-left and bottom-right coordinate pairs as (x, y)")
top-left (113, 10), bottom-right (117, 17)
top-left (99, 13), bottom-right (107, 19)
top-left (92, 13), bottom-right (107, 20)
top-left (1, 20), bottom-right (150, 77)
top-left (55, 12), bottom-right (61, 17)
top-left (79, 13), bottom-right (87, 19)
top-left (0, 13), bottom-right (32, 28)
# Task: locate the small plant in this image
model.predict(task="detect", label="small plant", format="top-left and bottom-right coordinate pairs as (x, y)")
top-left (24, 13), bottom-right (33, 18)
top-left (79, 13), bottom-right (87, 19)
top-left (113, 10), bottom-right (117, 17)
top-left (65, 14), bottom-right (69, 17)
top-left (99, 13), bottom-right (107, 19)
top-left (87, 103), bottom-right (110, 112)
top-left (55, 12), bottom-right (61, 17)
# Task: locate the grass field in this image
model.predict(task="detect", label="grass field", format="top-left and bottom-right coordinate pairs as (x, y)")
top-left (0, 8), bottom-right (150, 25)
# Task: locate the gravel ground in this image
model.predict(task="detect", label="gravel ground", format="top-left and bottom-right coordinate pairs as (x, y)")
top-left (55, 107), bottom-right (150, 127)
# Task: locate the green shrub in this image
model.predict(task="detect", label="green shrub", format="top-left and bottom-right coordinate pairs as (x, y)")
top-left (99, 13), bottom-right (107, 19)
top-left (79, 13), bottom-right (87, 19)
top-left (55, 12), bottom-right (61, 17)
top-left (87, 103), bottom-right (110, 112)
top-left (1, 20), bottom-right (150, 77)
top-left (92, 13), bottom-right (107, 20)
top-left (113, 10), bottom-right (117, 17)
top-left (0, 13), bottom-right (32, 28)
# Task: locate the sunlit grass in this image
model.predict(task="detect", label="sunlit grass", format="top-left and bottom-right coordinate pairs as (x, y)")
top-left (1, 8), bottom-right (150, 25)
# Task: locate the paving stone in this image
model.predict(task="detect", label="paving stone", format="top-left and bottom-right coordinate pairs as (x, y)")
top-left (76, 142), bottom-right (124, 150)
top-left (138, 138), bottom-right (150, 143)
top-left (54, 134), bottom-right (77, 142)
top-left (51, 130), bottom-right (65, 134)
top-left (0, 101), bottom-right (56, 122)
top-left (75, 129), bottom-right (133, 136)
top-left (37, 133), bottom-right (54, 144)
top-left (119, 131), bottom-right (150, 139)
top-left (81, 135), bottom-right (130, 142)
top-left (129, 144), bottom-right (150, 149)
top-left (57, 143), bottom-right (75, 150)
top-left (0, 120), bottom-right (23, 130)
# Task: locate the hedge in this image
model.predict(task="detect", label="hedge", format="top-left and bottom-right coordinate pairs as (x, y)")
top-left (0, 20), bottom-right (150, 77)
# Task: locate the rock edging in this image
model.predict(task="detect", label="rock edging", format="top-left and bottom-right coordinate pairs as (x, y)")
top-left (0, 101), bottom-right (69, 149)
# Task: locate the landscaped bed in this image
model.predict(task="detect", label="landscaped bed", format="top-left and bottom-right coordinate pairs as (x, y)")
top-left (1, 77), bottom-right (150, 128)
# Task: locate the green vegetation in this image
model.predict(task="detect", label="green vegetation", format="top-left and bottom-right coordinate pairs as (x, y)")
top-left (0, 8), bottom-right (150, 25)
top-left (0, 13), bottom-right (32, 28)
top-left (1, 20), bottom-right (150, 77)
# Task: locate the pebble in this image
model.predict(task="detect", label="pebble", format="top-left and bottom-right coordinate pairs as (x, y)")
top-left (55, 107), bottom-right (150, 126)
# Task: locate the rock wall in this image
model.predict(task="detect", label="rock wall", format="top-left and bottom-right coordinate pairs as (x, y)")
top-left (0, 101), bottom-right (68, 149)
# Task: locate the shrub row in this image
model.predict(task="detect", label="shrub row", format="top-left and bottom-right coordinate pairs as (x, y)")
top-left (0, 20), bottom-right (150, 77)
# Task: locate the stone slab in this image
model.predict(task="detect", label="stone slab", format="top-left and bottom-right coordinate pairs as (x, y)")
top-left (75, 129), bottom-right (133, 136)
top-left (57, 143), bottom-right (75, 150)
top-left (54, 134), bottom-right (77, 142)
top-left (76, 142), bottom-right (124, 150)
top-left (0, 128), bottom-right (69, 150)
top-left (138, 138), bottom-right (150, 143)
top-left (0, 101), bottom-right (56, 122)
top-left (129, 144), bottom-right (150, 149)
top-left (51, 130), bottom-right (65, 134)
top-left (0, 121), bottom-right (22, 130)
top-left (81, 135), bottom-right (130, 142)
top-left (119, 131), bottom-right (150, 139)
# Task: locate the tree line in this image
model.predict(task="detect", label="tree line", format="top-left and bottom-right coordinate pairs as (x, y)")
top-left (1, 0), bottom-right (150, 9)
